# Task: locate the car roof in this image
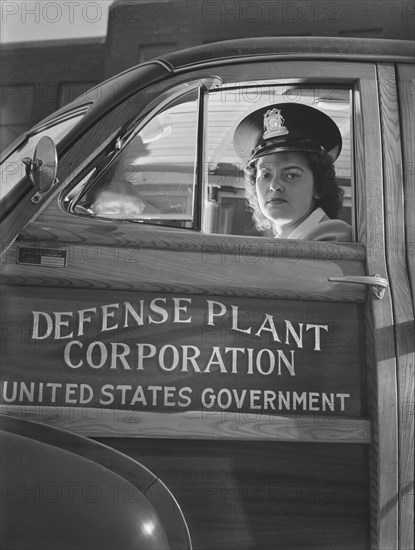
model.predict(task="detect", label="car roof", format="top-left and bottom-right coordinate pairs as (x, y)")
top-left (159, 36), bottom-right (415, 70)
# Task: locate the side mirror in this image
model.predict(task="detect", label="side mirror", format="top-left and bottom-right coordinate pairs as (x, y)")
top-left (22, 136), bottom-right (58, 204)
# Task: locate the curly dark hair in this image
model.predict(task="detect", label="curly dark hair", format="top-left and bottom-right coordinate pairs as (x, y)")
top-left (244, 151), bottom-right (344, 234)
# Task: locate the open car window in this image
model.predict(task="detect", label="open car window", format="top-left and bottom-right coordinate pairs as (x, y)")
top-left (204, 84), bottom-right (352, 237)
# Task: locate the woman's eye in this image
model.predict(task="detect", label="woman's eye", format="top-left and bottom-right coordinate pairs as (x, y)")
top-left (283, 169), bottom-right (302, 182)
top-left (257, 171), bottom-right (271, 181)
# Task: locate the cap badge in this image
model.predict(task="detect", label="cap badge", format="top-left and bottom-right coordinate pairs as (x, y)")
top-left (263, 108), bottom-right (289, 139)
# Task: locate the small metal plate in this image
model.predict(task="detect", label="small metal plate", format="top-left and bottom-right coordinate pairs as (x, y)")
top-left (17, 247), bottom-right (67, 268)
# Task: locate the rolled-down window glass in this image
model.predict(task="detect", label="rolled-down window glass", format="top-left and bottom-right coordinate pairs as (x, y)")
top-left (74, 89), bottom-right (199, 229)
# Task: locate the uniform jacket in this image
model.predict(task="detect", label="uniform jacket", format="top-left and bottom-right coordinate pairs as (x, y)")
top-left (284, 207), bottom-right (352, 242)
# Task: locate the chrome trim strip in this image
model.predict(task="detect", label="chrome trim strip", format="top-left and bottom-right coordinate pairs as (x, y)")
top-left (172, 53), bottom-right (415, 73)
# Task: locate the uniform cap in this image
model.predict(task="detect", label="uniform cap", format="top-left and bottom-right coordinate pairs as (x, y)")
top-left (233, 103), bottom-right (342, 163)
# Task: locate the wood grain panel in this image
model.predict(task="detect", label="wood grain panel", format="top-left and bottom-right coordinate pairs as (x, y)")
top-left (2, 239), bottom-right (367, 302)
top-left (1, 406), bottom-right (372, 443)
top-left (21, 202), bottom-right (366, 260)
top-left (397, 63), bottom-right (415, 308)
top-left (378, 63), bottom-right (414, 550)
top-left (357, 73), bottom-right (399, 550)
top-left (1, 286), bottom-right (366, 420)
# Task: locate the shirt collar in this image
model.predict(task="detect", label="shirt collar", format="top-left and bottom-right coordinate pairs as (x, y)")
top-left (285, 207), bottom-right (327, 240)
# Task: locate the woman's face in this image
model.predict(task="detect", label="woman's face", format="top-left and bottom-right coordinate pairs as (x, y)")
top-left (255, 151), bottom-right (316, 233)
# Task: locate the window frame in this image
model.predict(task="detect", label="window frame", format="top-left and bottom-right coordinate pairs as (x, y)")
top-left (46, 61), bottom-right (373, 250)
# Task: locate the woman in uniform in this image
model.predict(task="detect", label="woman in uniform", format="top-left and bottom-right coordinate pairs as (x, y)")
top-left (234, 103), bottom-right (352, 241)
